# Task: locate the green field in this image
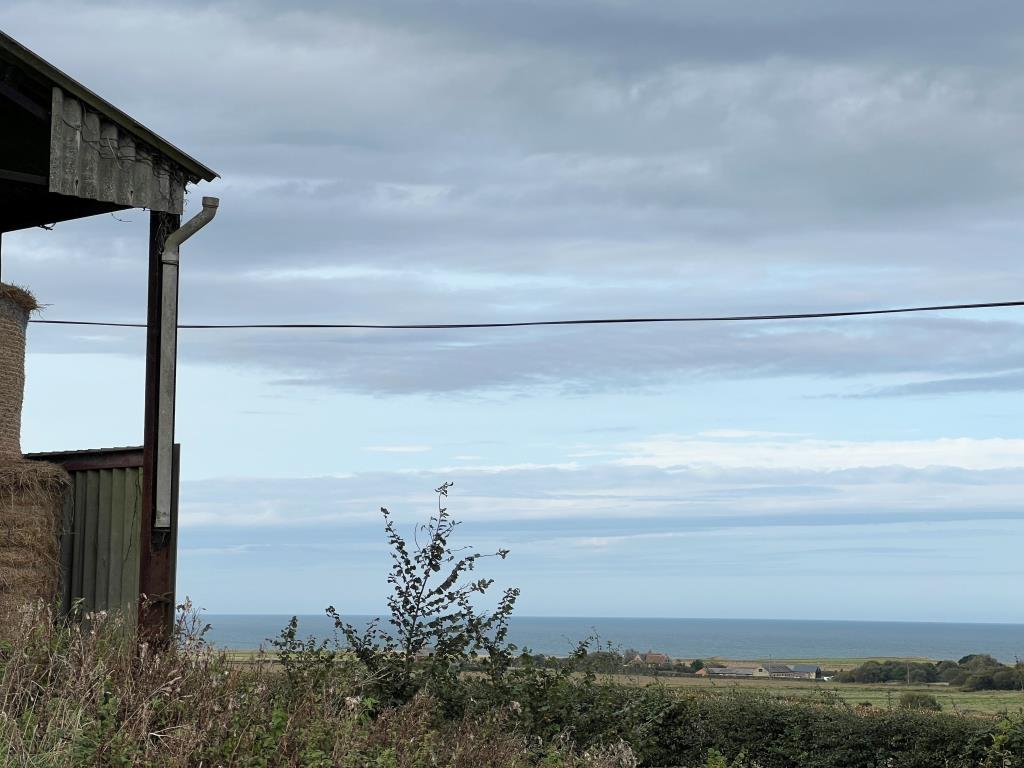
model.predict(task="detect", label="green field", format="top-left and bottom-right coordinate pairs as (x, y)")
top-left (698, 656), bottom-right (934, 671)
top-left (223, 649), bottom-right (1024, 716)
top-left (603, 673), bottom-right (1024, 716)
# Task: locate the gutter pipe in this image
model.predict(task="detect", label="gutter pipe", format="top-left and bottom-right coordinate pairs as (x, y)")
top-left (154, 197), bottom-right (219, 528)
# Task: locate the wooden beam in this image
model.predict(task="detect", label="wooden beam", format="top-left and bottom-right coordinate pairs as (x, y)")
top-left (0, 78), bottom-right (47, 121)
top-left (0, 168), bottom-right (46, 185)
top-left (139, 210), bottom-right (179, 646)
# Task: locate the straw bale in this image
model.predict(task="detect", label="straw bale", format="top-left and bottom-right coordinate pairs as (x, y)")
top-left (0, 283), bottom-right (37, 458)
top-left (0, 284), bottom-right (39, 313)
top-left (0, 459), bottom-right (69, 623)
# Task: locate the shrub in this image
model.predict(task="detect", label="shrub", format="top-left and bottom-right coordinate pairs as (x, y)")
top-left (703, 747), bottom-right (751, 768)
top-left (899, 692), bottom-right (942, 711)
top-left (326, 482), bottom-right (520, 709)
top-left (0, 602), bottom-right (617, 767)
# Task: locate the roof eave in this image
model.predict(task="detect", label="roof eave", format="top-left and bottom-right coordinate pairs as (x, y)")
top-left (0, 29), bottom-right (218, 184)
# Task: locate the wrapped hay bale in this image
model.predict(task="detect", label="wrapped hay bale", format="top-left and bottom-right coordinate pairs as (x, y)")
top-left (0, 284), bottom-right (69, 623)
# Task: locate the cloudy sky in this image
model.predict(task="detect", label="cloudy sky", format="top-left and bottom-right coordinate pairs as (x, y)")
top-left (4, 1), bottom-right (1024, 622)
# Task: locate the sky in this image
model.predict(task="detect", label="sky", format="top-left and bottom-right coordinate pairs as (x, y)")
top-left (3, 0), bottom-right (1024, 623)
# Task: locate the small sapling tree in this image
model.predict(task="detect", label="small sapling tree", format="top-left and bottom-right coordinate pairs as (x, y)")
top-left (328, 482), bottom-right (520, 706)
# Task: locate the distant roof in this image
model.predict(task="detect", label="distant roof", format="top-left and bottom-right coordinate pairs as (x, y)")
top-left (0, 30), bottom-right (217, 183)
top-left (707, 666), bottom-right (759, 676)
top-left (766, 663), bottom-right (820, 673)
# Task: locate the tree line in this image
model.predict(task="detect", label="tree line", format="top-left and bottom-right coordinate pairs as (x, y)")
top-left (837, 654), bottom-right (1024, 691)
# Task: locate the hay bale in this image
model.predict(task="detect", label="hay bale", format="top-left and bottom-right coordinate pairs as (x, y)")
top-left (0, 284), bottom-right (65, 627)
top-left (0, 460), bottom-right (68, 623)
top-left (0, 283), bottom-right (38, 459)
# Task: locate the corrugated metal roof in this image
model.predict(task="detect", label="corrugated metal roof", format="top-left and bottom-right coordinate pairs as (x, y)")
top-left (26, 445), bottom-right (143, 459)
top-left (26, 446), bottom-right (145, 472)
top-left (0, 29), bottom-right (217, 185)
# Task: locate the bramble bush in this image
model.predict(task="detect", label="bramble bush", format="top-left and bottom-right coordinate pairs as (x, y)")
top-left (327, 482), bottom-right (521, 709)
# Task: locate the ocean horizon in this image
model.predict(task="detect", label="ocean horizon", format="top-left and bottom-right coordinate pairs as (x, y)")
top-left (201, 615), bottom-right (1024, 663)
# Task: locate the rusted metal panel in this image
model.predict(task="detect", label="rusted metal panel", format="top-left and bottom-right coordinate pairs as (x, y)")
top-left (28, 446), bottom-right (144, 472)
top-left (48, 88), bottom-right (186, 214)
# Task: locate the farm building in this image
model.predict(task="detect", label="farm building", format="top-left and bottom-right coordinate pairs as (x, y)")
top-left (697, 665), bottom-right (770, 678)
top-left (696, 664), bottom-right (822, 679)
top-left (640, 651), bottom-right (671, 665)
top-left (765, 663), bottom-right (822, 679)
top-left (0, 29), bottom-right (218, 642)
top-left (625, 651), bottom-right (672, 668)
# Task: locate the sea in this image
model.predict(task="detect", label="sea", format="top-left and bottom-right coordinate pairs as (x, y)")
top-left (202, 615), bottom-right (1024, 663)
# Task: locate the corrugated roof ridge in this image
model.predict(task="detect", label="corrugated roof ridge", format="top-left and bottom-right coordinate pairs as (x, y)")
top-left (25, 445), bottom-right (143, 458)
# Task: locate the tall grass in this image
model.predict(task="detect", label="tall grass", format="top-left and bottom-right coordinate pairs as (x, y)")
top-left (0, 602), bottom-right (635, 767)
top-left (2, 601), bottom-right (1022, 767)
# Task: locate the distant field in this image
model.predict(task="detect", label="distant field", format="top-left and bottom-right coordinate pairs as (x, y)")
top-left (605, 673), bottom-right (1024, 716)
top-left (222, 652), bottom-right (935, 671)
top-left (696, 656), bottom-right (936, 671)
top-left (221, 650), bottom-right (1024, 716)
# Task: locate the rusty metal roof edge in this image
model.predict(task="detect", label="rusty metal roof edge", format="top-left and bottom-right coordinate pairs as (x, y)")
top-left (0, 29), bottom-right (218, 183)
top-left (25, 445), bottom-right (144, 459)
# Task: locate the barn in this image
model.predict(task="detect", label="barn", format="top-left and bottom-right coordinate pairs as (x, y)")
top-left (0, 29), bottom-right (218, 641)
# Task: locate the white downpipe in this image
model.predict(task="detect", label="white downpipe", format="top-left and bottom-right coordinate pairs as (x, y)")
top-left (155, 196), bottom-right (218, 528)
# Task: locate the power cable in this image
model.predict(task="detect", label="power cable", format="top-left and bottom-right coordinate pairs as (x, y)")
top-left (25, 299), bottom-right (1024, 331)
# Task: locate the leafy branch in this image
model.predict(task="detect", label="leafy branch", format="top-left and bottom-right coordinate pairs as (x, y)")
top-left (327, 482), bottom-right (520, 704)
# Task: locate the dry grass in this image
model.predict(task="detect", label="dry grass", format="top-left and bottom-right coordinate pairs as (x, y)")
top-left (0, 603), bottom-right (637, 768)
top-left (0, 284), bottom-right (38, 313)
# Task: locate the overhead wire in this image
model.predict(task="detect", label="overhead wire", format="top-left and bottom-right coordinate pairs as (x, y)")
top-left (25, 299), bottom-right (1024, 331)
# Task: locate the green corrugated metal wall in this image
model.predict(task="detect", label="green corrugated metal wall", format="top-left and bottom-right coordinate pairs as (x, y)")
top-left (60, 466), bottom-right (142, 618)
top-left (28, 445), bottom-right (179, 624)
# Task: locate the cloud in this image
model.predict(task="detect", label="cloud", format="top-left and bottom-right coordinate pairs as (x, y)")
top-left (8, 0), bottom-right (1024, 621)
top-left (3, 0), bottom-right (1024, 398)
top-left (617, 434), bottom-right (1024, 471)
top-left (852, 370), bottom-right (1024, 398)
top-left (363, 445), bottom-right (431, 454)
top-left (696, 429), bottom-right (805, 439)
top-left (171, 437), bottom-right (1024, 617)
top-left (178, 433), bottom-right (1024, 531)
